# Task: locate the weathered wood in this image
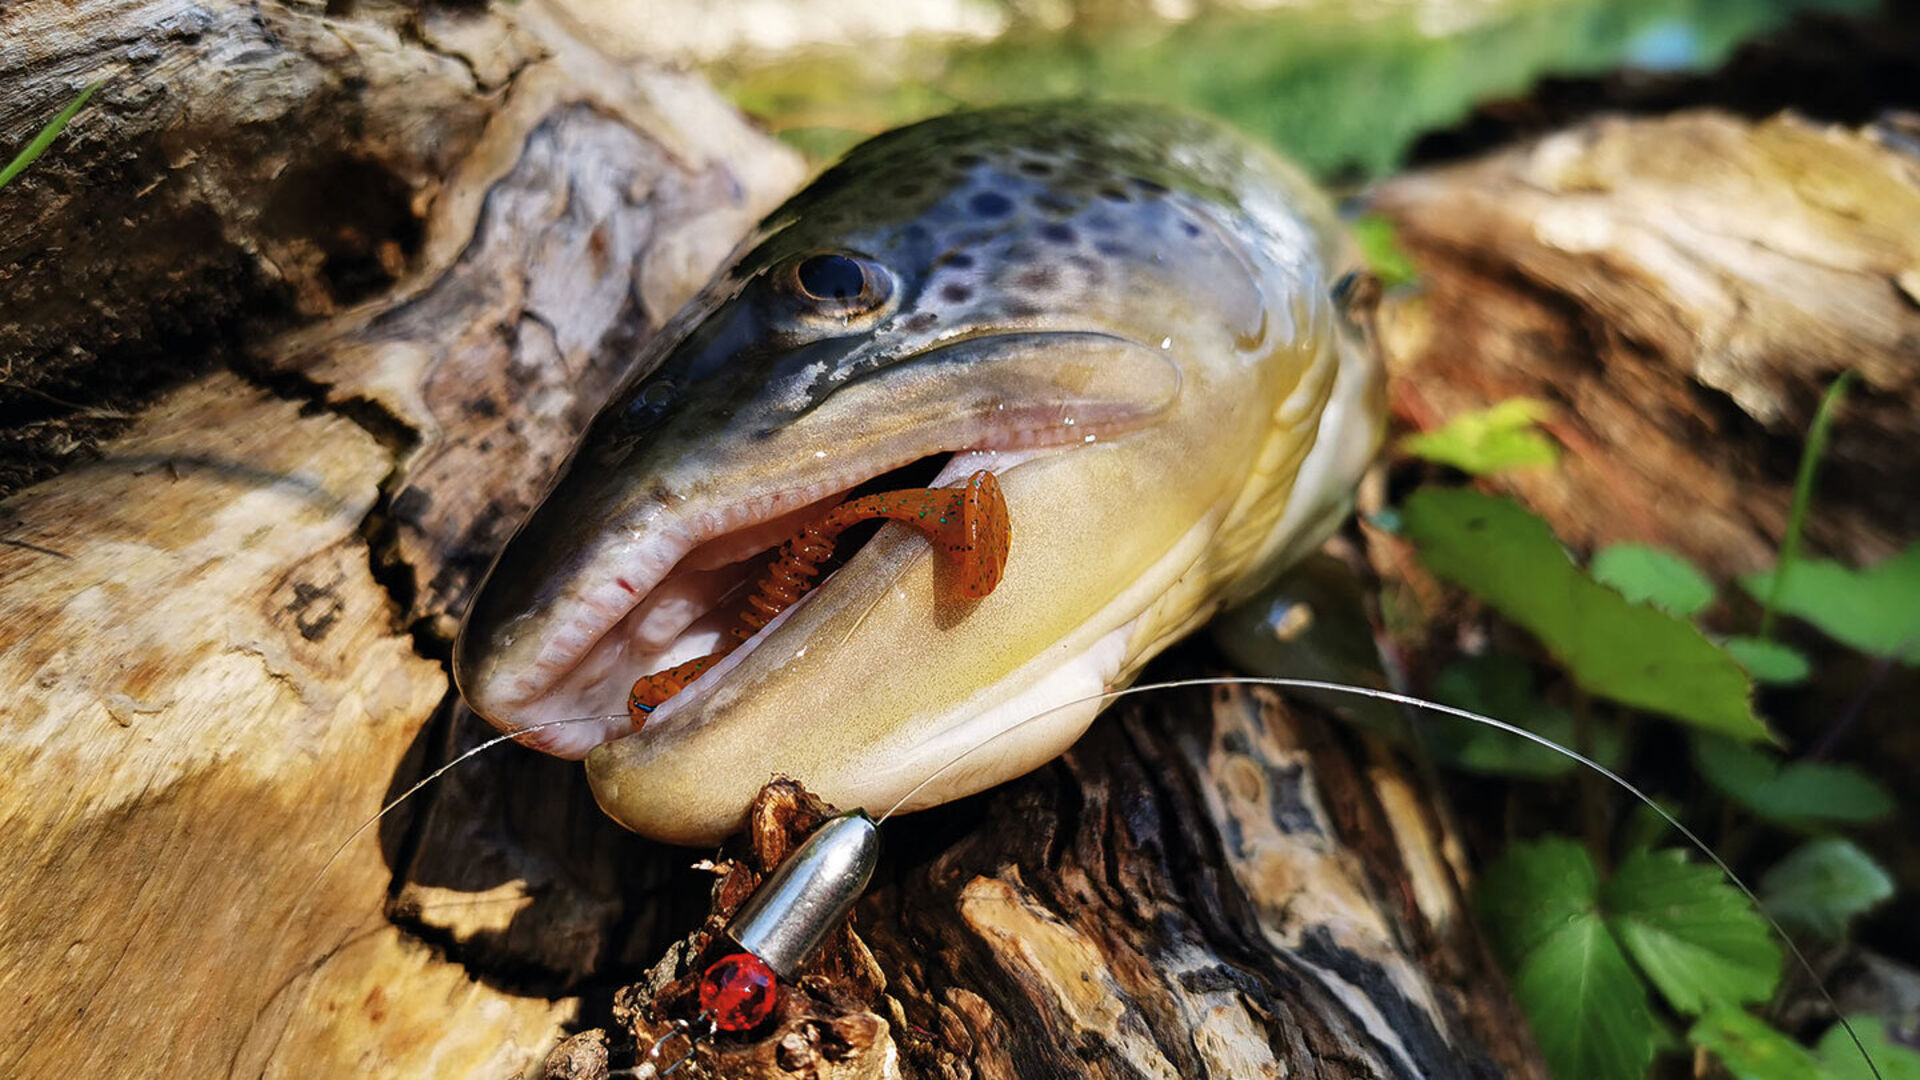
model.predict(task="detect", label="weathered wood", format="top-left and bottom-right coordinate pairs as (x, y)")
top-left (0, 0), bottom-right (502, 490)
top-left (1370, 110), bottom-right (1920, 574)
top-left (0, 0), bottom-right (800, 1074)
top-left (566, 683), bottom-right (1542, 1080)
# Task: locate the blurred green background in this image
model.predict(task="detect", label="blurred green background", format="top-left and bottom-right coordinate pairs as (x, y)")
top-left (705, 0), bottom-right (1872, 180)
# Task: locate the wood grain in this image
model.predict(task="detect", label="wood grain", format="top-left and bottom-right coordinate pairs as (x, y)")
top-left (0, 0), bottom-right (800, 1073)
top-left (1371, 111), bottom-right (1920, 573)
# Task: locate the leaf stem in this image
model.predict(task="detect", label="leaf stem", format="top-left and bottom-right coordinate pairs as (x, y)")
top-left (1760, 371), bottom-right (1855, 639)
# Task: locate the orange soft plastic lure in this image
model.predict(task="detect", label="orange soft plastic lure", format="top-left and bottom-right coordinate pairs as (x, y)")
top-left (627, 470), bottom-right (1011, 725)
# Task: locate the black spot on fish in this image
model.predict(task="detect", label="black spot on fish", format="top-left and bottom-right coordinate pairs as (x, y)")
top-left (1131, 176), bottom-right (1170, 197)
top-left (1095, 239), bottom-right (1132, 257)
top-left (1005, 300), bottom-right (1042, 318)
top-left (903, 311), bottom-right (938, 332)
top-left (969, 191), bottom-right (1014, 218)
top-left (1017, 160), bottom-right (1055, 178)
top-left (952, 152), bottom-right (985, 169)
top-left (1033, 193), bottom-right (1075, 216)
top-left (1039, 222), bottom-right (1076, 245)
top-left (1098, 185), bottom-right (1131, 202)
top-left (1016, 266), bottom-right (1057, 291)
top-left (940, 283), bottom-right (973, 304)
top-left (937, 251), bottom-right (976, 269)
top-left (1181, 220), bottom-right (1202, 238)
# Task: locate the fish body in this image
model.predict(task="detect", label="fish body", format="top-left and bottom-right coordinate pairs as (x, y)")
top-left (453, 104), bottom-right (1385, 844)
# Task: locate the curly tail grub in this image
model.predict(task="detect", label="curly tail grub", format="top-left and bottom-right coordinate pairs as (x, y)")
top-left (627, 470), bottom-right (1010, 726)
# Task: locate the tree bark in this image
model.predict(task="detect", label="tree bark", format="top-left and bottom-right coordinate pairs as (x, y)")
top-left (1368, 109), bottom-right (1920, 574)
top-left (0, 2), bottom-right (799, 1076)
top-left (570, 683), bottom-right (1544, 1080)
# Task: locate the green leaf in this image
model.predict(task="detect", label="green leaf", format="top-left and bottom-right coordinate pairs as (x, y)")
top-left (1591, 544), bottom-right (1715, 617)
top-left (1722, 636), bottom-right (1814, 686)
top-left (1694, 736), bottom-right (1895, 827)
top-left (1480, 837), bottom-right (1601, 963)
top-left (0, 82), bottom-right (100, 191)
top-left (1741, 545), bottom-right (1920, 665)
top-left (1400, 398), bottom-right (1559, 475)
top-left (1479, 838), bottom-right (1656, 1080)
top-left (1760, 838), bottom-right (1894, 939)
top-left (1691, 1008), bottom-right (1822, 1080)
top-left (1605, 848), bottom-right (1780, 1015)
top-left (1402, 489), bottom-right (1766, 741)
top-left (1816, 1016), bottom-right (1920, 1080)
top-left (1428, 654), bottom-right (1623, 778)
top-left (1351, 213), bottom-right (1417, 287)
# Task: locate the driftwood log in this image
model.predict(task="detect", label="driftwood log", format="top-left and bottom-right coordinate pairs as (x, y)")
top-left (1369, 110), bottom-right (1920, 573)
top-left (5, 0), bottom-right (1912, 1074)
top-left (551, 682), bottom-right (1543, 1080)
top-left (1365, 106), bottom-right (1920, 949)
top-left (0, 1), bottom-right (801, 1075)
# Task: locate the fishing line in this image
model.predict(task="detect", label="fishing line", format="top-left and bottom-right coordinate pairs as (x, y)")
top-left (298, 713), bottom-right (631, 910)
top-left (883, 676), bottom-right (1883, 1079)
top-left (313, 681), bottom-right (1884, 1077)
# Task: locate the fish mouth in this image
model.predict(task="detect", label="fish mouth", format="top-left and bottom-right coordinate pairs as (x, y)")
top-left (455, 328), bottom-right (1185, 756)
top-left (465, 435), bottom-right (1125, 758)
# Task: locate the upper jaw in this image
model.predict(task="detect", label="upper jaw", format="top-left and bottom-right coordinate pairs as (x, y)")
top-left (455, 328), bottom-right (1183, 753)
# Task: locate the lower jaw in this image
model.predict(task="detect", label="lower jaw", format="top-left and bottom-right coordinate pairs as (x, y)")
top-left (857, 615), bottom-right (1138, 817)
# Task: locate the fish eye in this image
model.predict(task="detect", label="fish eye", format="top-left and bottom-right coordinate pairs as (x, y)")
top-left (778, 252), bottom-right (894, 322)
top-left (796, 254), bottom-right (866, 300)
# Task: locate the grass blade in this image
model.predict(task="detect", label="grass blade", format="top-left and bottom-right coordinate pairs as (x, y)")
top-left (0, 81), bottom-right (102, 191)
top-left (1760, 370), bottom-right (1855, 638)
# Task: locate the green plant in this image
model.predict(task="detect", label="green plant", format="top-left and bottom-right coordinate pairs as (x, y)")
top-left (0, 82), bottom-right (100, 191)
top-left (1388, 394), bottom-right (1916, 1080)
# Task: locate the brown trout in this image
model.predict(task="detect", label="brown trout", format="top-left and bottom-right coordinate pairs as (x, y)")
top-left (454, 103), bottom-right (1385, 844)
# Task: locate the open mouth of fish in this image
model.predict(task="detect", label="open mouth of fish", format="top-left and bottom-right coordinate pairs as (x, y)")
top-left (482, 407), bottom-right (1144, 760)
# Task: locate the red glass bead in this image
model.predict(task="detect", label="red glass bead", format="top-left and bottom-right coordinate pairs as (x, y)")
top-left (699, 952), bottom-right (778, 1032)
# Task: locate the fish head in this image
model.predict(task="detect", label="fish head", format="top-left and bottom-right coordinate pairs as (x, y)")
top-left (454, 105), bottom-right (1384, 843)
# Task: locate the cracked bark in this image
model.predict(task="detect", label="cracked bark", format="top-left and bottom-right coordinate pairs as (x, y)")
top-left (561, 688), bottom-right (1545, 1080)
top-left (0, 1), bottom-right (799, 1075)
top-left (0, 0), bottom-right (504, 492)
top-left (1368, 110), bottom-right (1920, 574)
